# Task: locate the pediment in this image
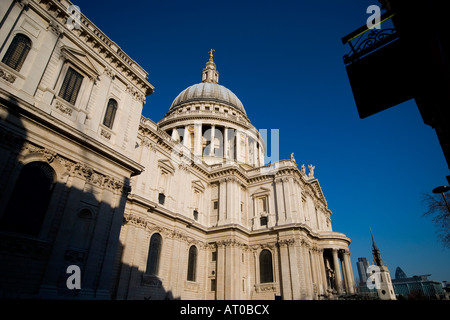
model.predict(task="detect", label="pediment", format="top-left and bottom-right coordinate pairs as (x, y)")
top-left (157, 159), bottom-right (175, 174)
top-left (251, 186), bottom-right (271, 198)
top-left (309, 180), bottom-right (327, 206)
top-left (192, 180), bottom-right (205, 192)
top-left (60, 45), bottom-right (100, 79)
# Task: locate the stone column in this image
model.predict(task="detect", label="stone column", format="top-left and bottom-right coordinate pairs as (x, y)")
top-left (259, 145), bottom-right (264, 166)
top-left (171, 127), bottom-right (178, 141)
top-left (218, 179), bottom-right (227, 225)
top-left (194, 123), bottom-right (202, 157)
top-left (302, 245), bottom-right (314, 299)
top-left (342, 251), bottom-right (355, 294)
top-left (235, 130), bottom-right (240, 162)
top-left (223, 127), bottom-right (229, 161)
top-left (282, 178), bottom-right (292, 223)
top-left (183, 126), bottom-right (190, 152)
top-left (210, 125), bottom-right (215, 156)
top-left (251, 196), bottom-right (257, 230)
top-left (319, 250), bottom-right (328, 295)
top-left (309, 249), bottom-right (318, 299)
top-left (216, 243), bottom-right (226, 299)
top-left (290, 180), bottom-right (301, 223)
top-left (274, 178), bottom-right (285, 225)
top-left (278, 242), bottom-right (292, 300)
top-left (226, 178), bottom-right (238, 224)
top-left (342, 250), bottom-right (352, 294)
top-left (252, 140), bottom-right (258, 166)
top-left (332, 249), bottom-right (343, 294)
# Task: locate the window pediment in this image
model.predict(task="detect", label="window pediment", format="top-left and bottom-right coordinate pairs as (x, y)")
top-left (157, 159), bottom-right (175, 175)
top-left (60, 46), bottom-right (100, 80)
top-left (191, 180), bottom-right (205, 193)
top-left (251, 187), bottom-right (270, 199)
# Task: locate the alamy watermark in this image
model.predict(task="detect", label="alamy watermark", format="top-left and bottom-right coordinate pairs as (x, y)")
top-left (366, 5), bottom-right (381, 30)
top-left (66, 4), bottom-right (82, 30)
top-left (66, 264), bottom-right (81, 290)
top-left (366, 265), bottom-right (382, 289)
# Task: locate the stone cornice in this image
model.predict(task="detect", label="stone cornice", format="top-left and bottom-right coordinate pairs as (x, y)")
top-left (15, 139), bottom-right (131, 194)
top-left (128, 200), bottom-right (349, 247)
top-left (158, 111), bottom-right (252, 131)
top-left (0, 90), bottom-right (144, 176)
top-left (32, 0), bottom-right (154, 96)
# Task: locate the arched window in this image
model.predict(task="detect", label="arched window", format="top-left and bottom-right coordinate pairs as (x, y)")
top-left (0, 162), bottom-right (55, 236)
top-left (187, 245), bottom-right (197, 281)
top-left (1, 34), bottom-right (31, 71)
top-left (259, 249), bottom-right (274, 283)
top-left (102, 99), bottom-right (118, 129)
top-left (146, 233), bottom-right (162, 275)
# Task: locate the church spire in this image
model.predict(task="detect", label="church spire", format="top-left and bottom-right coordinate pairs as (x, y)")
top-left (370, 228), bottom-right (384, 267)
top-left (202, 49), bottom-right (219, 84)
top-left (370, 227), bottom-right (378, 250)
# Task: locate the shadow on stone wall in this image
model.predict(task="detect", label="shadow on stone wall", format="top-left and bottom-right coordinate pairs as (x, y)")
top-left (0, 94), bottom-right (136, 299)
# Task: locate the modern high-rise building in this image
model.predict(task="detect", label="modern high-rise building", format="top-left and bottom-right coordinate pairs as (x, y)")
top-left (395, 266), bottom-right (407, 279)
top-left (356, 257), bottom-right (369, 286)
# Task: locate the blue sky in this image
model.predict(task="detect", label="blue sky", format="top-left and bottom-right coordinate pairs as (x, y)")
top-left (73, 0), bottom-right (449, 282)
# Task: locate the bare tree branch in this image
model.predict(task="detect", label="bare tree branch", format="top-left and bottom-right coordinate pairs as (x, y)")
top-left (422, 192), bottom-right (450, 248)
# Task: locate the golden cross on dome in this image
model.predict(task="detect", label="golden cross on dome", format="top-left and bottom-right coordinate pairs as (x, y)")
top-left (209, 48), bottom-right (215, 61)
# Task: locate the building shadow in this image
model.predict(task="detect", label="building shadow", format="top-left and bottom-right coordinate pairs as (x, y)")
top-left (0, 94), bottom-right (168, 299)
top-left (110, 221), bottom-right (178, 300)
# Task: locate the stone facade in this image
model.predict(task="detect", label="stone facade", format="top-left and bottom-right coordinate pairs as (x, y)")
top-left (0, 0), bottom-right (151, 298)
top-left (0, 0), bottom-right (355, 300)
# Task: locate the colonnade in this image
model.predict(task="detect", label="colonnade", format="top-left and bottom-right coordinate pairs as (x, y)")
top-left (169, 124), bottom-right (264, 166)
top-left (323, 248), bottom-right (355, 296)
top-left (266, 242), bottom-right (355, 299)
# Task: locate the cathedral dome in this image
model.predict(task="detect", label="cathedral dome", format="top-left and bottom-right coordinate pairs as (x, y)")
top-left (169, 82), bottom-right (246, 115)
top-left (167, 50), bottom-right (246, 116)
top-left (158, 50), bottom-right (265, 168)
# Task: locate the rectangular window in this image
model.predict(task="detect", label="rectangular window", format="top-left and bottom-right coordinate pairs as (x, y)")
top-left (212, 251), bottom-right (217, 262)
top-left (213, 201), bottom-right (218, 210)
top-left (211, 279), bottom-right (216, 291)
top-left (193, 210), bottom-right (198, 221)
top-left (59, 67), bottom-right (84, 105)
top-left (158, 193), bottom-right (165, 205)
top-left (260, 216), bottom-right (268, 226)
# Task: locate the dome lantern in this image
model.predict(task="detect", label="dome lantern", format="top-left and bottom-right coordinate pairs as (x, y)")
top-left (202, 49), bottom-right (219, 84)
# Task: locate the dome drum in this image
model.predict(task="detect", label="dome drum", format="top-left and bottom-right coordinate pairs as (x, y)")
top-left (164, 122), bottom-right (265, 167)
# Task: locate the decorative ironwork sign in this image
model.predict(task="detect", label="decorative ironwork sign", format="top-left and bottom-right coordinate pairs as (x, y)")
top-left (343, 28), bottom-right (398, 64)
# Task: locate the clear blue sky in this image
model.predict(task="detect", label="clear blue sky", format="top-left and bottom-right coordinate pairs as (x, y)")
top-left (73, 0), bottom-right (449, 282)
